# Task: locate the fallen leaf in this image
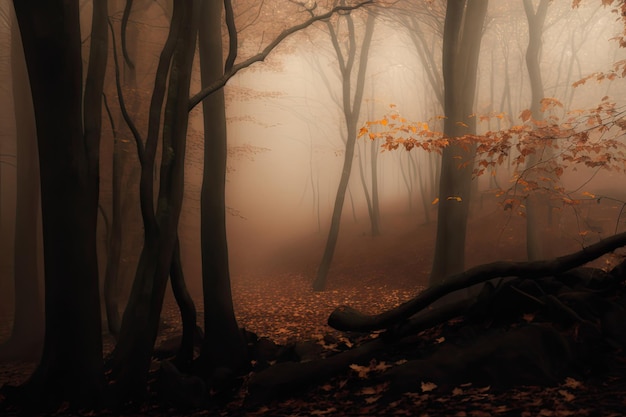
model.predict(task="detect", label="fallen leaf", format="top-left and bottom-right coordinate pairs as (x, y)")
top-left (421, 381), bottom-right (438, 392)
top-left (558, 389), bottom-right (575, 401)
top-left (563, 377), bottom-right (583, 389)
top-left (311, 408), bottom-right (337, 415)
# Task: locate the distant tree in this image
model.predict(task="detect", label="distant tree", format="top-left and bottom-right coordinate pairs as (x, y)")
top-left (7, 0), bottom-right (108, 408)
top-left (523, 0), bottom-right (551, 261)
top-left (313, 8), bottom-right (376, 291)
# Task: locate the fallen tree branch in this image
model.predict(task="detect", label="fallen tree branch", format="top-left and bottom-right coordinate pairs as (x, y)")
top-left (246, 338), bottom-right (386, 405)
top-left (328, 231), bottom-right (626, 332)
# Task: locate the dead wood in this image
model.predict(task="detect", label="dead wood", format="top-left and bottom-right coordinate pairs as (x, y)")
top-left (328, 231), bottom-right (626, 332)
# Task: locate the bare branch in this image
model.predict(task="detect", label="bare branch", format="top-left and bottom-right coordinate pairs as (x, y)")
top-left (188, 0), bottom-right (374, 111)
top-left (224, 0), bottom-right (237, 72)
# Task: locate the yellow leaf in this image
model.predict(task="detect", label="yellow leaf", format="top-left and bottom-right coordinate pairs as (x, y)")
top-left (582, 191), bottom-right (596, 198)
top-left (447, 196), bottom-right (462, 202)
top-left (358, 127), bottom-right (368, 138)
top-left (432, 197), bottom-right (439, 205)
top-left (455, 121), bottom-right (469, 128)
top-left (380, 118), bottom-right (388, 126)
top-left (520, 109), bottom-right (532, 122)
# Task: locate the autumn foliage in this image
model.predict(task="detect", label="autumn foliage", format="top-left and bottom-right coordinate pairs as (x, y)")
top-left (359, 97), bottom-right (626, 214)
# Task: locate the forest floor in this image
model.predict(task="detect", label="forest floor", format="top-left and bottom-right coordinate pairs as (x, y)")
top-left (2, 196), bottom-right (626, 416)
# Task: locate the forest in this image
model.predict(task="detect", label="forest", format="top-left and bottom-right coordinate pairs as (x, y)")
top-left (1, 0), bottom-right (626, 415)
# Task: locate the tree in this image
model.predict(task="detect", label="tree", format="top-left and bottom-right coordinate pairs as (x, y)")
top-left (0, 6), bottom-right (43, 361)
top-left (194, 0), bottom-right (247, 378)
top-left (430, 0), bottom-right (488, 286)
top-left (523, 0), bottom-right (551, 261)
top-left (110, 0), bottom-right (201, 400)
top-left (7, 0), bottom-right (108, 408)
top-left (313, 7), bottom-right (376, 291)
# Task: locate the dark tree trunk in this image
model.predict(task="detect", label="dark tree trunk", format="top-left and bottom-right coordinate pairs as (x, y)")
top-left (9, 0), bottom-right (107, 408)
top-left (111, 0), bottom-right (200, 400)
top-left (313, 11), bottom-right (376, 291)
top-left (195, 0), bottom-right (247, 376)
top-left (170, 237), bottom-right (197, 371)
top-left (0, 8), bottom-right (44, 361)
top-left (103, 121), bottom-right (123, 337)
top-left (430, 0), bottom-right (488, 286)
top-left (523, 0), bottom-right (550, 261)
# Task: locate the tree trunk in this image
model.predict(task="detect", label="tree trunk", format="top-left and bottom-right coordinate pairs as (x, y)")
top-left (370, 137), bottom-right (381, 235)
top-left (0, 7), bottom-right (43, 361)
top-left (313, 11), bottom-right (376, 291)
top-left (9, 0), bottom-right (107, 408)
top-left (170, 237), bottom-right (197, 371)
top-left (523, 0), bottom-right (550, 261)
top-left (430, 0), bottom-right (488, 287)
top-left (195, 0), bottom-right (247, 377)
top-left (112, 0), bottom-right (200, 400)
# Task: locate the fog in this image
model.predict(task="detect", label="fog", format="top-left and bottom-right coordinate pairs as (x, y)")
top-left (1, 0), bottom-right (626, 310)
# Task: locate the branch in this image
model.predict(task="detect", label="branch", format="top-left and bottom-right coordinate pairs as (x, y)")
top-left (188, 0), bottom-right (374, 111)
top-left (328, 230), bottom-right (626, 332)
top-left (121, 0), bottom-right (136, 70)
top-left (107, 18), bottom-right (144, 162)
top-left (224, 0), bottom-right (237, 72)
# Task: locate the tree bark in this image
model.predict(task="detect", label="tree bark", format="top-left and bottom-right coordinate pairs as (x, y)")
top-left (170, 237), bottom-right (197, 371)
top-left (430, 0), bottom-right (488, 286)
top-left (0, 7), bottom-right (43, 361)
top-left (112, 0), bottom-right (200, 400)
top-left (9, 0), bottom-right (106, 408)
top-left (195, 0), bottom-right (247, 376)
top-left (523, 0), bottom-right (550, 261)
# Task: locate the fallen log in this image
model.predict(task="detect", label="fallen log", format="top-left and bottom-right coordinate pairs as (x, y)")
top-left (246, 338), bottom-right (386, 405)
top-left (328, 231), bottom-right (626, 332)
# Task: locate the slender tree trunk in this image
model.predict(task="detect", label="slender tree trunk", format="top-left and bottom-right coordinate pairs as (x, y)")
top-left (103, 115), bottom-right (123, 336)
top-left (9, 0), bottom-right (107, 408)
top-left (112, 0), bottom-right (200, 400)
top-left (313, 11), bottom-right (376, 291)
top-left (523, 0), bottom-right (550, 261)
top-left (357, 143), bottom-right (374, 226)
top-left (169, 237), bottom-right (197, 371)
top-left (0, 8), bottom-right (43, 361)
top-left (370, 138), bottom-right (380, 235)
top-left (430, 0), bottom-right (488, 286)
top-left (195, 0), bottom-right (247, 377)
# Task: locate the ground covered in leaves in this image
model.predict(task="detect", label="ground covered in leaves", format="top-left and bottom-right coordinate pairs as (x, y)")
top-left (2, 200), bottom-right (626, 416)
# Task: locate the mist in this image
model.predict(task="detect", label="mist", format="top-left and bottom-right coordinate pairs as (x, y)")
top-left (2, 0), bottom-right (626, 414)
